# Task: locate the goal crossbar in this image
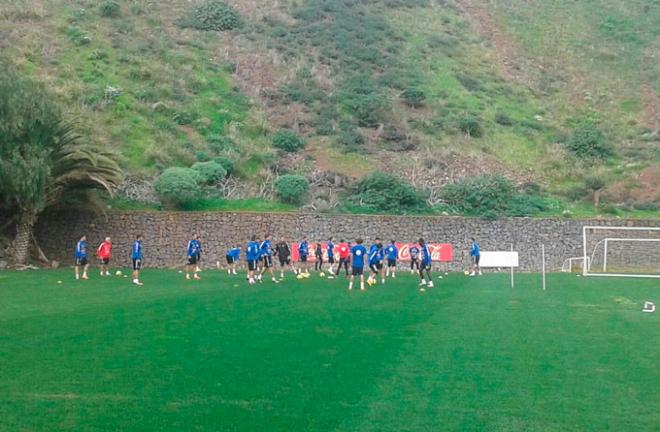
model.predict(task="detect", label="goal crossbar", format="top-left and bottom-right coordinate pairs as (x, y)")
top-left (583, 226), bottom-right (660, 278)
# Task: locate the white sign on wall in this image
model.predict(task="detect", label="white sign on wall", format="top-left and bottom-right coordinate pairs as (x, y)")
top-left (479, 251), bottom-right (519, 268)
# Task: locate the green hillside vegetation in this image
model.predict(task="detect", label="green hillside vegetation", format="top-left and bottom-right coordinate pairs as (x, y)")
top-left (0, 0), bottom-right (658, 217)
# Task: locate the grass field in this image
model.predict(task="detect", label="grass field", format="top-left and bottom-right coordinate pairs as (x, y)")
top-left (1, 270), bottom-right (659, 431)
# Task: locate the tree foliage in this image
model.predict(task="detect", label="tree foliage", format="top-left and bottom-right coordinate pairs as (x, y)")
top-left (401, 86), bottom-right (426, 108)
top-left (275, 175), bottom-right (309, 204)
top-left (179, 1), bottom-right (240, 31)
top-left (273, 129), bottom-right (306, 153)
top-left (0, 59), bottom-right (122, 263)
top-left (440, 175), bottom-right (547, 218)
top-left (565, 123), bottom-right (612, 161)
top-left (344, 172), bottom-right (426, 213)
top-left (99, 0), bottom-right (121, 18)
top-left (457, 113), bottom-right (483, 137)
top-left (191, 161), bottom-right (226, 184)
top-left (153, 167), bottom-right (201, 208)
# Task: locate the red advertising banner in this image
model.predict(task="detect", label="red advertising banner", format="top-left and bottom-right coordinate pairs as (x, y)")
top-left (291, 243), bottom-right (453, 262)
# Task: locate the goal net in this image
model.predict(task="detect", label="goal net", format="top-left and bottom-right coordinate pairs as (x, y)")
top-left (583, 226), bottom-right (660, 278)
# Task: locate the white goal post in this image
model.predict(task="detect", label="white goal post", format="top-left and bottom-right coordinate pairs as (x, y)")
top-left (582, 226), bottom-right (660, 278)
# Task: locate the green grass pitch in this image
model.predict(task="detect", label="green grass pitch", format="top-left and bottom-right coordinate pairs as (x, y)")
top-left (1, 269), bottom-right (659, 431)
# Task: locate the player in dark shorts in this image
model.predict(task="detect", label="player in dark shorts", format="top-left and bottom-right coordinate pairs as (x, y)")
top-left (418, 238), bottom-right (434, 290)
top-left (368, 238), bottom-right (385, 285)
top-left (226, 245), bottom-right (240, 275)
top-left (326, 237), bottom-right (336, 278)
top-left (349, 238), bottom-right (368, 291)
top-left (185, 234), bottom-right (202, 280)
top-left (298, 237), bottom-right (310, 276)
top-left (385, 240), bottom-right (398, 278)
top-left (74, 235), bottom-right (89, 280)
top-left (246, 235), bottom-right (260, 284)
top-left (314, 241), bottom-right (324, 272)
top-left (409, 243), bottom-right (420, 274)
top-left (275, 237), bottom-right (296, 279)
top-left (336, 240), bottom-right (350, 276)
top-left (470, 237), bottom-right (482, 276)
top-left (258, 234), bottom-right (279, 283)
top-left (131, 234), bottom-right (144, 286)
top-left (96, 237), bottom-right (112, 277)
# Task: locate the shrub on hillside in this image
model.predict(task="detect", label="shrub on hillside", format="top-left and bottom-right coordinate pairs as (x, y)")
top-left (440, 175), bottom-right (548, 218)
top-left (494, 111), bottom-right (515, 126)
top-left (195, 151), bottom-right (211, 162)
top-left (401, 86), bottom-right (426, 108)
top-left (99, 0), bottom-right (121, 18)
top-left (208, 135), bottom-right (235, 153)
top-left (349, 93), bottom-right (389, 127)
top-left (457, 113), bottom-right (483, 137)
top-left (344, 172), bottom-right (426, 213)
top-left (178, 1), bottom-right (240, 31)
top-left (154, 167), bottom-right (201, 208)
top-left (440, 175), bottom-right (515, 216)
top-left (191, 161), bottom-right (226, 184)
top-left (213, 156), bottom-right (234, 175)
top-left (275, 175), bottom-right (309, 204)
top-left (565, 123), bottom-right (612, 161)
top-left (337, 127), bottom-right (365, 150)
top-left (273, 129), bottom-right (305, 153)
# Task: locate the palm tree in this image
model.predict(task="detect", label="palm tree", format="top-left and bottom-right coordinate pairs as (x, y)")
top-left (0, 60), bottom-right (122, 264)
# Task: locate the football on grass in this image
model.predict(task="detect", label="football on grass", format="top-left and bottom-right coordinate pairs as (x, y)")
top-left (116, 270), bottom-right (123, 276)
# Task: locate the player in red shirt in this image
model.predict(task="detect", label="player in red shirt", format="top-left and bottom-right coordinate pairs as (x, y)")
top-left (335, 239), bottom-right (351, 277)
top-left (96, 237), bottom-right (113, 277)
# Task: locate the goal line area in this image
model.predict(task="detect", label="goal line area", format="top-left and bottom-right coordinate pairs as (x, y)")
top-left (583, 226), bottom-right (660, 278)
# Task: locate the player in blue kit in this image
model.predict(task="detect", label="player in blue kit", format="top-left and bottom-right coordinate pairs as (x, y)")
top-left (470, 237), bottom-right (482, 276)
top-left (131, 234), bottom-right (144, 286)
top-left (246, 235), bottom-right (261, 285)
top-left (259, 234), bottom-right (279, 283)
top-left (418, 238), bottom-right (434, 291)
top-left (326, 237), bottom-right (336, 278)
top-left (226, 244), bottom-right (240, 275)
top-left (74, 235), bottom-right (89, 280)
top-left (298, 237), bottom-right (310, 276)
top-left (409, 243), bottom-right (420, 274)
top-left (385, 240), bottom-right (398, 278)
top-left (185, 234), bottom-right (202, 280)
top-left (349, 238), bottom-right (368, 291)
top-left (368, 238), bottom-right (385, 285)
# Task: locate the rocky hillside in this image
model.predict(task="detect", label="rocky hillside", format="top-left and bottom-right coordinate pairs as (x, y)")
top-left (1, 0), bottom-right (658, 214)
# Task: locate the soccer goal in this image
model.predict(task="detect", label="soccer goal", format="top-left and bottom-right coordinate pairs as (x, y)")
top-left (583, 226), bottom-right (660, 278)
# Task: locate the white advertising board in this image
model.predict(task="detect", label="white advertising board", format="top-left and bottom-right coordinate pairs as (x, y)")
top-left (479, 251), bottom-right (519, 268)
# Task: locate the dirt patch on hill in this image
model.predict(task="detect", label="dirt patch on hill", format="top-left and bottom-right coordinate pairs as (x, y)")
top-left (639, 85), bottom-right (660, 129)
top-left (455, 0), bottom-right (535, 87)
top-left (604, 166), bottom-right (660, 204)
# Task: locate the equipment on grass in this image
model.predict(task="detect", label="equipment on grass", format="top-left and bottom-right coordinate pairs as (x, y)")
top-left (319, 272), bottom-right (326, 278)
top-left (643, 301), bottom-right (656, 313)
top-left (464, 270), bottom-right (470, 276)
top-left (115, 270), bottom-right (123, 276)
top-left (296, 274), bottom-right (304, 280)
top-left (583, 226), bottom-right (660, 278)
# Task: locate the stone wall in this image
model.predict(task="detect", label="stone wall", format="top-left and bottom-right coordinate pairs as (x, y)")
top-left (34, 211), bottom-right (659, 271)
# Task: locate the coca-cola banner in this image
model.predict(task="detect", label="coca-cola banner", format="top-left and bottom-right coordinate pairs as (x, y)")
top-left (291, 243), bottom-right (453, 262)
